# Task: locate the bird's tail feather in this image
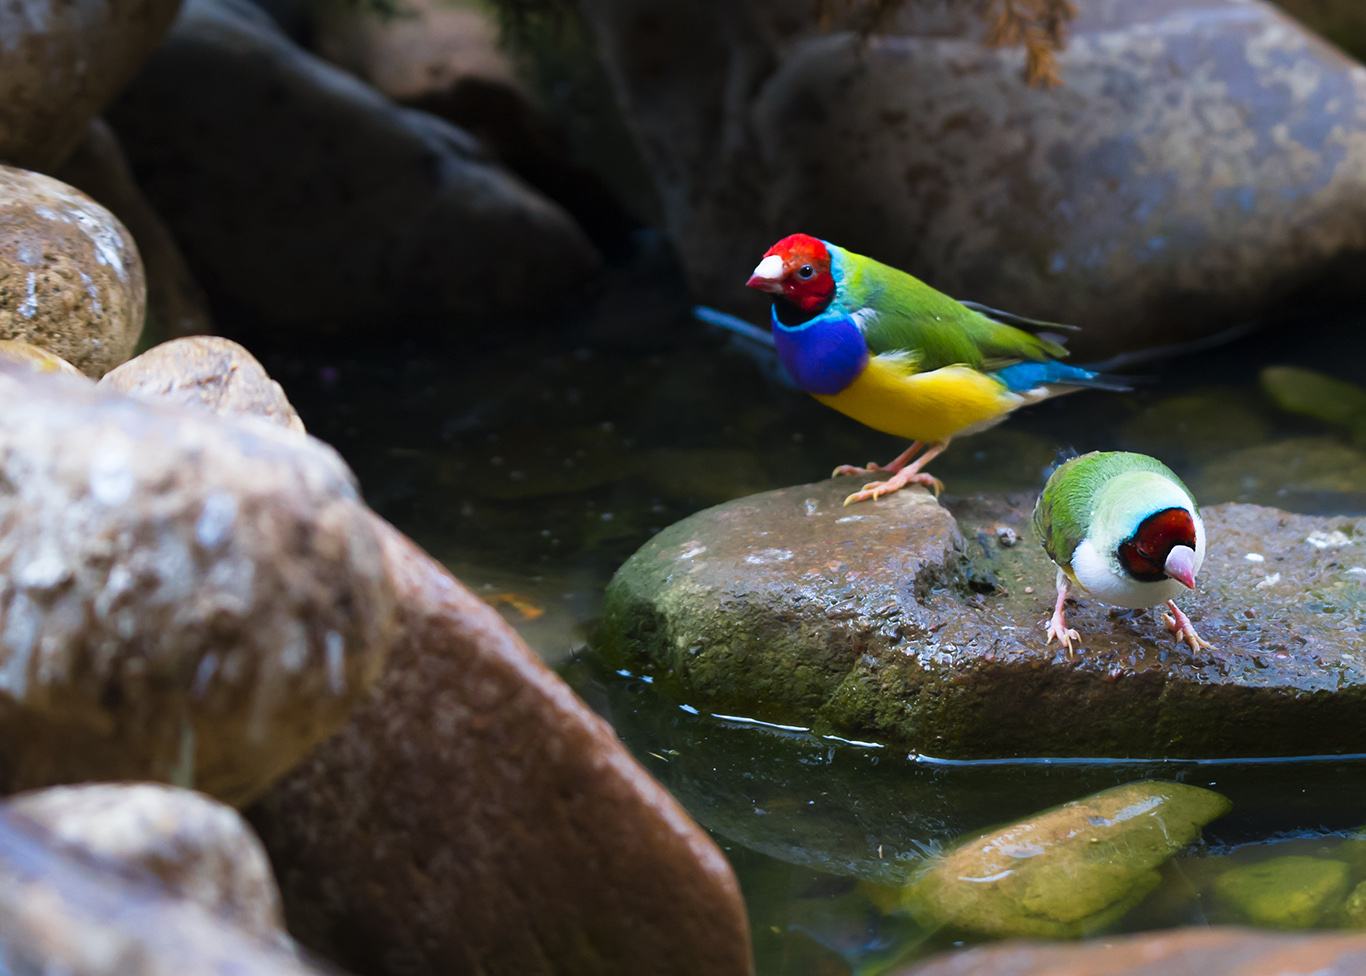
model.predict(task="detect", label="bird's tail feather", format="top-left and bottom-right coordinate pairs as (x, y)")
top-left (993, 360), bottom-right (1134, 394)
top-left (692, 305), bottom-right (774, 348)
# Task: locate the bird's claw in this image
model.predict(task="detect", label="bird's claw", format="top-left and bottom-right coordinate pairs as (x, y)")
top-left (1044, 612), bottom-right (1081, 657)
top-left (1163, 606), bottom-right (1214, 653)
top-left (842, 473), bottom-right (943, 506)
top-left (832, 462), bottom-right (879, 478)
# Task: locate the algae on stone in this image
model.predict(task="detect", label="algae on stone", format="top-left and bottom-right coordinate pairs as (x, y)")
top-left (1261, 366), bottom-right (1366, 441)
top-left (1344, 881), bottom-right (1366, 928)
top-left (898, 781), bottom-right (1230, 939)
top-left (1213, 855), bottom-right (1351, 929)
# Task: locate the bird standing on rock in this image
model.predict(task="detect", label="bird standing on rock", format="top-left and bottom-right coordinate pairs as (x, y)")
top-left (1033, 451), bottom-right (1211, 656)
top-left (746, 234), bottom-right (1125, 505)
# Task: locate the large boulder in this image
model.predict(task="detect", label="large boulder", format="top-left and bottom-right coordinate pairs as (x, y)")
top-left (598, 479), bottom-right (1366, 758)
top-left (106, 0), bottom-right (599, 336)
top-left (0, 362), bottom-right (394, 803)
top-left (577, 0), bottom-right (1366, 357)
top-left (0, 808), bottom-right (325, 976)
top-left (250, 518), bottom-right (753, 976)
top-left (0, 0), bottom-right (181, 170)
top-left (7, 783), bottom-right (285, 942)
top-left (902, 927), bottom-right (1366, 975)
top-left (0, 166), bottom-right (145, 376)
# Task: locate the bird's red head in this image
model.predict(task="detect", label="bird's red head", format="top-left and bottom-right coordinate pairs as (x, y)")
top-left (745, 234), bottom-right (836, 314)
top-left (1118, 508), bottom-right (1198, 587)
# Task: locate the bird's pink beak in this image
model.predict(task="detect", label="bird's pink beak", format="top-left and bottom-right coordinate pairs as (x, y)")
top-left (1164, 545), bottom-right (1197, 589)
top-left (746, 254), bottom-right (785, 294)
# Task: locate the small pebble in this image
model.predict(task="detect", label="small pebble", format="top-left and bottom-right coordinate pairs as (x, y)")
top-left (995, 525), bottom-right (1019, 547)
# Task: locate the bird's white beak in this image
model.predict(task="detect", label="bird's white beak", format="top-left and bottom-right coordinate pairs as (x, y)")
top-left (1164, 545), bottom-right (1197, 589)
top-left (745, 254), bottom-right (785, 294)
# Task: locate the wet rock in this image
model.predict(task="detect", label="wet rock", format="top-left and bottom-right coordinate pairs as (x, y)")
top-left (100, 336), bottom-right (305, 433)
top-left (902, 927), bottom-right (1366, 975)
top-left (0, 363), bottom-right (394, 803)
top-left (0, 166), bottom-right (145, 376)
top-left (578, 0), bottom-right (1366, 358)
top-left (56, 119), bottom-right (214, 345)
top-left (7, 783), bottom-right (284, 941)
top-left (896, 781), bottom-right (1228, 938)
top-left (599, 479), bottom-right (1366, 758)
top-left (1214, 855), bottom-right (1351, 928)
top-left (0, 0), bottom-right (181, 170)
top-left (251, 518), bottom-right (753, 976)
top-left (107, 0), bottom-right (599, 337)
top-left (1345, 880), bottom-right (1366, 926)
top-left (0, 808), bottom-right (325, 976)
top-left (0, 338), bottom-right (85, 378)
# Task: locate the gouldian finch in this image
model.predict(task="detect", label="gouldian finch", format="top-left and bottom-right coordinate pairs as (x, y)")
top-left (745, 234), bottom-right (1123, 505)
top-left (1032, 451), bottom-right (1211, 656)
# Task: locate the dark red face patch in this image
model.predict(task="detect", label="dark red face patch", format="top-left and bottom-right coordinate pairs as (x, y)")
top-left (764, 234), bottom-right (836, 314)
top-left (1118, 507), bottom-right (1196, 582)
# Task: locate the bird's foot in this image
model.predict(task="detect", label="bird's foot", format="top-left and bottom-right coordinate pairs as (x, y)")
top-left (832, 462), bottom-right (882, 478)
top-left (842, 470), bottom-right (944, 506)
top-left (1044, 609), bottom-right (1081, 658)
top-left (1163, 600), bottom-right (1213, 653)
top-left (832, 442), bottom-right (925, 480)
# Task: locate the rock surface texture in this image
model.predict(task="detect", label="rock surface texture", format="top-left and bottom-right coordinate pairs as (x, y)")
top-left (0, 166), bottom-right (145, 376)
top-left (600, 479), bottom-right (1366, 758)
top-left (0, 809), bottom-right (324, 976)
top-left (251, 519), bottom-right (754, 976)
top-left (578, 0), bottom-right (1366, 357)
top-left (0, 363), bottom-right (393, 803)
top-left (902, 927), bottom-right (1366, 975)
top-left (107, 0), bottom-right (598, 335)
top-left (101, 336), bottom-right (305, 432)
top-left (0, 0), bottom-right (181, 169)
top-left (7, 783), bottom-right (285, 941)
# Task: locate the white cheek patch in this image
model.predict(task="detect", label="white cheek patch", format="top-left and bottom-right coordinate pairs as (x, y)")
top-left (752, 255), bottom-right (784, 281)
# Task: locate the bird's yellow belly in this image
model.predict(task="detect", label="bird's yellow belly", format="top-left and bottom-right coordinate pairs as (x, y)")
top-left (814, 359), bottom-right (1014, 443)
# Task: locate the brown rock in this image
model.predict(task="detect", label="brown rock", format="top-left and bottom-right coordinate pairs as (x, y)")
top-left (100, 336), bottom-right (305, 433)
top-left (0, 165), bottom-right (145, 376)
top-left (0, 338), bottom-right (85, 377)
top-left (251, 517), bottom-right (753, 976)
top-left (0, 0), bottom-right (181, 170)
top-left (7, 783), bottom-right (285, 941)
top-left (56, 119), bottom-right (214, 345)
top-left (0, 808), bottom-right (325, 976)
top-left (600, 479), bottom-right (1366, 758)
top-left (901, 927), bottom-right (1366, 975)
top-left (578, 0), bottom-right (1366, 358)
top-left (107, 0), bottom-right (599, 336)
top-left (0, 363), bottom-right (394, 804)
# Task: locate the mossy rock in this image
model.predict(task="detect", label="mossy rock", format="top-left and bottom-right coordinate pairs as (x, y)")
top-left (1214, 856), bottom-right (1351, 928)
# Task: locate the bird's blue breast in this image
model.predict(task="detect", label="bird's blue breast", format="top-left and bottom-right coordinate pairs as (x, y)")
top-left (771, 307), bottom-right (868, 396)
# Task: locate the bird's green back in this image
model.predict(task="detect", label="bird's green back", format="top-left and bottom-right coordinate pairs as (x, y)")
top-left (832, 246), bottom-right (1070, 371)
top-left (1032, 452), bottom-right (1191, 569)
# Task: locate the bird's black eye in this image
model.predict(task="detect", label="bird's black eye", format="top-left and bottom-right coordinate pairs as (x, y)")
top-left (797, 264), bottom-right (815, 279)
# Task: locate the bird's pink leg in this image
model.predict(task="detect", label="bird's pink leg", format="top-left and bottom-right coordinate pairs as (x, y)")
top-left (842, 441), bottom-right (949, 506)
top-left (832, 441), bottom-right (924, 479)
top-left (1163, 601), bottom-right (1213, 652)
top-left (1044, 568), bottom-right (1081, 658)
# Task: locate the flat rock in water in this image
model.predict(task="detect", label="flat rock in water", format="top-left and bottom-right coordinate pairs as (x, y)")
top-left (902, 927), bottom-right (1366, 975)
top-left (600, 479), bottom-right (1366, 758)
top-left (0, 363), bottom-right (394, 803)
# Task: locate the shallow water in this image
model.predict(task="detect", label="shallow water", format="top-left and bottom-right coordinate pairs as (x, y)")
top-left (278, 306), bottom-right (1366, 972)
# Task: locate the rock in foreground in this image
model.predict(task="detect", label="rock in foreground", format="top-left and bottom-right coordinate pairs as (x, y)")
top-left (251, 519), bottom-right (753, 976)
top-left (0, 363), bottom-right (393, 803)
top-left (902, 927), bottom-right (1366, 975)
top-left (600, 479), bottom-right (1366, 758)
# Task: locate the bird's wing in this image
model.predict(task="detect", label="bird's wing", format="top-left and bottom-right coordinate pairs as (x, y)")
top-left (838, 250), bottom-right (1071, 372)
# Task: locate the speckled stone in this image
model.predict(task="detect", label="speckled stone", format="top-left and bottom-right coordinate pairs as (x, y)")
top-left (0, 363), bottom-right (394, 804)
top-left (599, 479), bottom-right (1366, 758)
top-left (7, 783), bottom-right (285, 941)
top-left (0, 0), bottom-right (181, 170)
top-left (0, 809), bottom-right (322, 976)
top-left (0, 166), bottom-right (145, 376)
top-left (579, 0), bottom-right (1366, 357)
top-left (101, 337), bottom-right (305, 433)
